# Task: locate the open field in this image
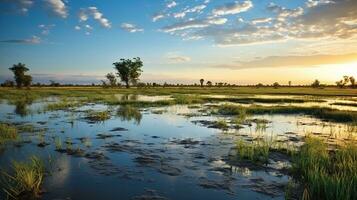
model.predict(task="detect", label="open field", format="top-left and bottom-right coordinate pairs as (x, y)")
top-left (1, 86), bottom-right (357, 98)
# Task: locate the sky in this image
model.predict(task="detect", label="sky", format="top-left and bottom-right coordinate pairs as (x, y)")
top-left (0, 0), bottom-right (356, 85)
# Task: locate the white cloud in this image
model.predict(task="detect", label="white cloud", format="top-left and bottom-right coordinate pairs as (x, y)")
top-left (212, 1), bottom-right (253, 16)
top-left (74, 25), bottom-right (81, 30)
top-left (152, 13), bottom-right (165, 22)
top-left (167, 1), bottom-right (177, 8)
top-left (251, 17), bottom-right (272, 24)
top-left (162, 17), bottom-right (227, 32)
top-left (78, 7), bottom-right (111, 28)
top-left (44, 0), bottom-right (68, 18)
top-left (38, 24), bottom-right (55, 35)
top-left (173, 4), bottom-right (206, 19)
top-left (306, 0), bottom-right (335, 8)
top-left (267, 3), bottom-right (304, 21)
top-left (121, 23), bottom-right (144, 33)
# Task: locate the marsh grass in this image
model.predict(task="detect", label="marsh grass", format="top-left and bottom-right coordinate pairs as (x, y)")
top-left (235, 139), bottom-right (272, 164)
top-left (54, 137), bottom-right (62, 150)
top-left (45, 98), bottom-right (80, 111)
top-left (1, 156), bottom-right (45, 199)
top-left (214, 119), bottom-right (228, 130)
top-left (172, 95), bottom-right (204, 104)
top-left (291, 136), bottom-right (357, 200)
top-left (0, 123), bottom-right (18, 144)
top-left (217, 104), bottom-right (357, 123)
top-left (85, 111), bottom-right (111, 122)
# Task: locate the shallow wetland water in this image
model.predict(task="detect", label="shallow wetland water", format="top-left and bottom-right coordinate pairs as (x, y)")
top-left (0, 94), bottom-right (356, 200)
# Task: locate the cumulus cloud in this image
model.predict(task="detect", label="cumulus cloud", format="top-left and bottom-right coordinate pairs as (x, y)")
top-left (0, 35), bottom-right (41, 44)
top-left (162, 17), bottom-right (227, 32)
top-left (0, 0), bottom-right (33, 14)
top-left (212, 1), bottom-right (253, 16)
top-left (167, 1), bottom-right (177, 8)
top-left (267, 3), bottom-right (304, 21)
top-left (44, 0), bottom-right (68, 18)
top-left (173, 4), bottom-right (207, 19)
top-left (78, 7), bottom-right (111, 28)
top-left (176, 0), bottom-right (357, 46)
top-left (305, 0), bottom-right (335, 8)
top-left (214, 53), bottom-right (357, 69)
top-left (121, 23), bottom-right (144, 33)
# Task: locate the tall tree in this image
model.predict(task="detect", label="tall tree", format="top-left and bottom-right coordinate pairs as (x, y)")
top-left (113, 57), bottom-right (143, 88)
top-left (9, 63), bottom-right (29, 88)
top-left (199, 79), bottom-right (204, 87)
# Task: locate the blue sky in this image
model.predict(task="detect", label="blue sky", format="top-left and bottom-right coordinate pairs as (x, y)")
top-left (0, 0), bottom-right (356, 84)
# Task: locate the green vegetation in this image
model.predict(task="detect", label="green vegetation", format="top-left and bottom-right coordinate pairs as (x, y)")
top-left (113, 57), bottom-right (143, 88)
top-left (214, 119), bottom-right (228, 130)
top-left (235, 139), bottom-right (272, 164)
top-left (8, 63), bottom-right (32, 88)
top-left (202, 97), bottom-right (325, 104)
top-left (1, 156), bottom-right (45, 199)
top-left (85, 111), bottom-right (111, 122)
top-left (217, 104), bottom-right (357, 122)
top-left (0, 123), bottom-right (18, 144)
top-left (45, 99), bottom-right (81, 111)
top-left (291, 136), bottom-right (357, 200)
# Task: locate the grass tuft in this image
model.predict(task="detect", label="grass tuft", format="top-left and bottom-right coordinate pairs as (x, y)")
top-left (1, 156), bottom-right (45, 199)
top-left (0, 123), bottom-right (18, 144)
top-left (291, 136), bottom-right (357, 200)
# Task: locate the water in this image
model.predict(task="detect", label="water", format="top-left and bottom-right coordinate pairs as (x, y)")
top-left (0, 95), bottom-right (355, 200)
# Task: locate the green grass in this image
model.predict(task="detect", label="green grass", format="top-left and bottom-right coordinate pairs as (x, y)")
top-left (202, 97), bottom-right (325, 104)
top-left (214, 119), bottom-right (228, 130)
top-left (216, 104), bottom-right (357, 122)
top-left (1, 87), bottom-right (356, 99)
top-left (1, 156), bottom-right (45, 199)
top-left (235, 139), bottom-right (271, 164)
top-left (85, 111), bottom-right (111, 122)
top-left (291, 136), bottom-right (357, 200)
top-left (45, 99), bottom-right (81, 111)
top-left (0, 123), bottom-right (18, 144)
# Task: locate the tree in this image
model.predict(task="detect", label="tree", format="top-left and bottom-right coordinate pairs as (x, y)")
top-left (336, 80), bottom-right (344, 88)
top-left (206, 81), bottom-right (212, 87)
top-left (106, 73), bottom-right (117, 87)
top-left (23, 75), bottom-right (32, 88)
top-left (288, 81), bottom-right (291, 87)
top-left (311, 79), bottom-right (320, 88)
top-left (273, 82), bottom-right (280, 88)
top-left (343, 75), bottom-right (350, 85)
top-left (113, 57), bottom-right (143, 88)
top-left (9, 63), bottom-right (29, 88)
top-left (349, 76), bottom-right (355, 88)
top-left (199, 79), bottom-right (204, 87)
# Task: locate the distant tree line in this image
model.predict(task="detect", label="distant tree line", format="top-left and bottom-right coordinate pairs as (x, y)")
top-left (1, 61), bottom-right (356, 89)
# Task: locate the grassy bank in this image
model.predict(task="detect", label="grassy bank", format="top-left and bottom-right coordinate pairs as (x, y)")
top-left (0, 86), bottom-right (356, 101)
top-left (217, 104), bottom-right (357, 122)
